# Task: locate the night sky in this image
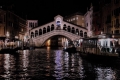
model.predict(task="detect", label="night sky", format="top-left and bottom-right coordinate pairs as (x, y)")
top-left (0, 0), bottom-right (99, 25)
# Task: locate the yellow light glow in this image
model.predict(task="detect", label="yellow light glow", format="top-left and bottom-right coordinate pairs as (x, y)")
top-left (47, 39), bottom-right (51, 46)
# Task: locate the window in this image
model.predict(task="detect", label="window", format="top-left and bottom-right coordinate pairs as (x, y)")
top-left (32, 23), bottom-right (34, 27)
top-left (21, 28), bottom-right (23, 31)
top-left (29, 22), bottom-right (32, 28)
top-left (80, 30), bottom-right (83, 37)
top-left (115, 30), bottom-right (119, 34)
top-left (35, 23), bottom-right (37, 27)
top-left (82, 18), bottom-right (84, 20)
top-left (84, 32), bottom-right (87, 38)
top-left (73, 18), bottom-right (75, 20)
top-left (35, 30), bottom-right (38, 37)
top-left (76, 17), bottom-right (78, 20)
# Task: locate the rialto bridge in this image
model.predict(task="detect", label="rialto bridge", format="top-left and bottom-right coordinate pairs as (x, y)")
top-left (29, 15), bottom-right (87, 47)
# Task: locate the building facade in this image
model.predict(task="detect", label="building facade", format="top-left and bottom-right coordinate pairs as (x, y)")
top-left (111, 0), bottom-right (120, 35)
top-left (96, 0), bottom-right (120, 36)
top-left (64, 12), bottom-right (85, 27)
top-left (0, 9), bottom-right (6, 38)
top-left (84, 6), bottom-right (93, 37)
top-left (98, 0), bottom-right (112, 34)
top-left (25, 20), bottom-right (38, 42)
top-left (84, 3), bottom-right (103, 37)
top-left (0, 6), bottom-right (27, 41)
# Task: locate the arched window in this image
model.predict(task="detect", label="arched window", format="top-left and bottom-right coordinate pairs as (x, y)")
top-left (35, 30), bottom-right (38, 37)
top-left (72, 27), bottom-right (75, 34)
top-left (80, 30), bottom-right (83, 37)
top-left (33, 23), bottom-right (35, 27)
top-left (68, 26), bottom-right (71, 32)
top-left (84, 32), bottom-right (87, 38)
top-left (63, 24), bottom-right (67, 31)
top-left (43, 27), bottom-right (46, 34)
top-left (39, 29), bottom-right (42, 35)
top-left (29, 22), bottom-right (32, 28)
top-left (76, 29), bottom-right (79, 35)
top-left (47, 26), bottom-right (50, 32)
top-left (31, 32), bottom-right (34, 38)
top-left (51, 24), bottom-right (54, 31)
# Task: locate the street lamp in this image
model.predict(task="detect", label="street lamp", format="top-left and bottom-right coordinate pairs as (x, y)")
top-left (6, 31), bottom-right (9, 38)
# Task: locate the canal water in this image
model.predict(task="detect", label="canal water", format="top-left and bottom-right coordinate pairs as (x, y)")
top-left (0, 47), bottom-right (120, 80)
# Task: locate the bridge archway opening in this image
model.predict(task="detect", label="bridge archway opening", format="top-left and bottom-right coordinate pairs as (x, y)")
top-left (41, 35), bottom-right (73, 47)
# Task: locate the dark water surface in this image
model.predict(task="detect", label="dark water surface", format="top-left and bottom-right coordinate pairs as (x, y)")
top-left (0, 47), bottom-right (120, 80)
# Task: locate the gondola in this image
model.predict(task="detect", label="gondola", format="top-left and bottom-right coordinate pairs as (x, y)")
top-left (63, 46), bottom-right (77, 53)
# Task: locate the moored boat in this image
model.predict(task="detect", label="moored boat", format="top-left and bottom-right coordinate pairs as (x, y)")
top-left (78, 34), bottom-right (120, 60)
top-left (63, 46), bottom-right (77, 53)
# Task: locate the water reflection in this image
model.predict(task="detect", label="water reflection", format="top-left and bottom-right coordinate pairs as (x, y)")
top-left (4, 54), bottom-right (10, 79)
top-left (22, 50), bottom-right (29, 79)
top-left (54, 50), bottom-right (64, 79)
top-left (53, 50), bottom-right (84, 79)
top-left (95, 67), bottom-right (116, 80)
top-left (0, 48), bottom-right (120, 80)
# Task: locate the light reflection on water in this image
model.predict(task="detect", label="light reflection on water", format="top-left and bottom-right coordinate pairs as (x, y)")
top-left (4, 54), bottom-right (10, 79)
top-left (95, 67), bottom-right (116, 80)
top-left (0, 47), bottom-right (120, 80)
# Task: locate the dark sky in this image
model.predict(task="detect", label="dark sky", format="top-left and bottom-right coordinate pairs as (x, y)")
top-left (0, 0), bottom-right (99, 25)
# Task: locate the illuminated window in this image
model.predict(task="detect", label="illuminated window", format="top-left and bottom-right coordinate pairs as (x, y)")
top-left (82, 18), bottom-right (84, 20)
top-left (76, 17), bottom-right (78, 20)
top-left (21, 28), bottom-right (23, 31)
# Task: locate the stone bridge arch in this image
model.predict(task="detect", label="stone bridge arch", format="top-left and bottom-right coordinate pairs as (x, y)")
top-left (40, 35), bottom-right (71, 47)
top-left (32, 30), bottom-right (81, 47)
